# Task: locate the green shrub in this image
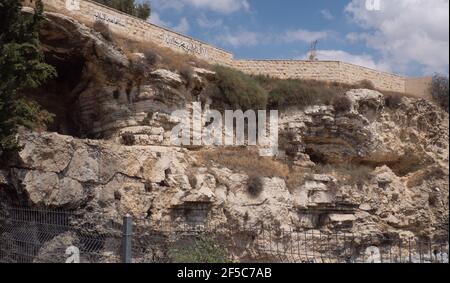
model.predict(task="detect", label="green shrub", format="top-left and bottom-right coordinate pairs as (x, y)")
top-left (179, 64), bottom-right (196, 87)
top-left (1, 0), bottom-right (57, 159)
top-left (333, 96), bottom-right (352, 113)
top-left (207, 66), bottom-right (268, 111)
top-left (247, 174), bottom-right (264, 197)
top-left (92, 0), bottom-right (151, 20)
top-left (357, 79), bottom-right (376, 90)
top-left (121, 132), bottom-right (135, 146)
top-left (431, 74), bottom-right (449, 112)
top-left (143, 49), bottom-right (159, 66)
top-left (261, 79), bottom-right (339, 109)
top-left (384, 93), bottom-right (403, 109)
top-left (170, 237), bottom-right (229, 263)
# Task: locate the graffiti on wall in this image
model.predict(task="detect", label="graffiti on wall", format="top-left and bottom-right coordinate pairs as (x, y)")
top-left (66, 0), bottom-right (80, 11)
top-left (93, 11), bottom-right (126, 27)
top-left (163, 33), bottom-right (208, 56)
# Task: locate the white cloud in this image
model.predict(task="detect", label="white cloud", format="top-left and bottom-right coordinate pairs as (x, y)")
top-left (216, 30), bottom-right (261, 47)
top-left (282, 29), bottom-right (330, 43)
top-left (149, 12), bottom-right (190, 33)
top-left (149, 12), bottom-right (171, 27)
top-left (345, 0), bottom-right (449, 75)
top-left (152, 0), bottom-right (249, 14)
top-left (216, 28), bottom-right (332, 48)
top-left (173, 17), bottom-right (190, 33)
top-left (320, 9), bottom-right (335, 20)
top-left (196, 16), bottom-right (223, 29)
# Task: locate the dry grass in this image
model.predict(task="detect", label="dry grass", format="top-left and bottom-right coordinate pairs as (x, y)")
top-left (313, 163), bottom-right (373, 189)
top-left (195, 147), bottom-right (289, 178)
top-left (285, 171), bottom-right (311, 193)
top-left (114, 36), bottom-right (209, 72)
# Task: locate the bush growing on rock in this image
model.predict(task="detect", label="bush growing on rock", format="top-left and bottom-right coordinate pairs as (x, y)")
top-left (254, 77), bottom-right (358, 109)
top-left (169, 236), bottom-right (229, 263)
top-left (247, 174), bottom-right (264, 197)
top-left (267, 79), bottom-right (324, 109)
top-left (333, 96), bottom-right (353, 113)
top-left (0, 0), bottom-right (57, 159)
top-left (121, 132), bottom-right (135, 146)
top-left (92, 0), bottom-right (151, 20)
top-left (143, 49), bottom-right (159, 66)
top-left (207, 66), bottom-right (268, 111)
top-left (384, 93), bottom-right (404, 109)
top-left (357, 79), bottom-right (376, 90)
top-left (179, 65), bottom-right (196, 87)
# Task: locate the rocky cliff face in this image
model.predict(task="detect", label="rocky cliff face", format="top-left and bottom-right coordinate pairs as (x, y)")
top-left (0, 11), bottom-right (448, 262)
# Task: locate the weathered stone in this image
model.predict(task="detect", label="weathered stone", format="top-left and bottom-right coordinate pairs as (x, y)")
top-left (18, 131), bottom-right (74, 173)
top-left (192, 67), bottom-right (216, 80)
top-left (11, 169), bottom-right (85, 208)
top-left (328, 214), bottom-right (356, 223)
top-left (359, 203), bottom-right (373, 211)
top-left (66, 148), bottom-right (100, 183)
top-left (150, 69), bottom-right (184, 87)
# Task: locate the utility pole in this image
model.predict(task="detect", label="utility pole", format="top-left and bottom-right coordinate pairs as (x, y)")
top-left (308, 40), bottom-right (318, 61)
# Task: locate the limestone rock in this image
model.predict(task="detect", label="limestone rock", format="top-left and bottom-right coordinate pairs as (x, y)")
top-left (11, 169), bottom-right (86, 208)
top-left (328, 214), bottom-right (356, 223)
top-left (150, 69), bottom-right (184, 87)
top-left (192, 67), bottom-right (216, 81)
top-left (345, 89), bottom-right (384, 107)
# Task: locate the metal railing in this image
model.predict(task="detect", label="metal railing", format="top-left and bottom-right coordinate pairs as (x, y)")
top-left (0, 206), bottom-right (448, 263)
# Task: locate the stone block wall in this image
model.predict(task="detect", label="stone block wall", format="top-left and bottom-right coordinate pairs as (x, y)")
top-left (232, 60), bottom-right (407, 93)
top-left (25, 0), bottom-right (234, 65)
top-left (405, 77), bottom-right (433, 99)
top-left (232, 60), bottom-right (342, 82)
top-left (23, 0), bottom-right (433, 98)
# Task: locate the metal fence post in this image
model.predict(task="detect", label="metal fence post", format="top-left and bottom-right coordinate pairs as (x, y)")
top-left (122, 214), bottom-right (133, 263)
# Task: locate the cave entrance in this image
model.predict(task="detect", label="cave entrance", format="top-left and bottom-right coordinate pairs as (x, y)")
top-left (26, 53), bottom-right (86, 137)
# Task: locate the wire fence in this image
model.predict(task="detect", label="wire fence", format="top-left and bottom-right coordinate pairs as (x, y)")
top-left (0, 206), bottom-right (448, 263)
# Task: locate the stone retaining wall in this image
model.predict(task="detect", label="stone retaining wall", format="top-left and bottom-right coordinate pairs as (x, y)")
top-left (23, 0), bottom-right (432, 97)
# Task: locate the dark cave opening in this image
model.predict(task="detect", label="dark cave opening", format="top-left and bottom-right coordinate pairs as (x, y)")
top-left (26, 53), bottom-right (86, 137)
top-left (304, 148), bottom-right (327, 165)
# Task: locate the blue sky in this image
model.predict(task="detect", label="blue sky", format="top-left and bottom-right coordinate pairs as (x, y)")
top-left (147, 0), bottom-right (449, 77)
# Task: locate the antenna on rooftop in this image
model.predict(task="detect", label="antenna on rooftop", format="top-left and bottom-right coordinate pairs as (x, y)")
top-left (308, 40), bottom-right (318, 61)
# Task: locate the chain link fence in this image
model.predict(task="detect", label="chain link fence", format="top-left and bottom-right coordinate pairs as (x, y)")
top-left (0, 206), bottom-right (448, 263)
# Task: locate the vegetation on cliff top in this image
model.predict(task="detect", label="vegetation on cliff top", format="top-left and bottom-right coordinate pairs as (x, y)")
top-left (0, 0), bottom-right (56, 159)
top-left (93, 0), bottom-right (151, 20)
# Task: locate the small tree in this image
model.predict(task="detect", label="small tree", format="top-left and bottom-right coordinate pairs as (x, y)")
top-left (0, 0), bottom-right (56, 159)
top-left (431, 74), bottom-right (449, 112)
top-left (170, 236), bottom-right (229, 263)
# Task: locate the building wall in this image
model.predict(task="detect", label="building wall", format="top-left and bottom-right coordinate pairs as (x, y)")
top-left (232, 60), bottom-right (406, 93)
top-left (405, 77), bottom-right (433, 99)
top-left (25, 0), bottom-right (234, 65)
top-left (23, 0), bottom-right (432, 98)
